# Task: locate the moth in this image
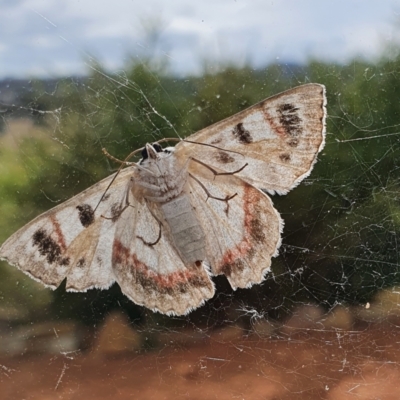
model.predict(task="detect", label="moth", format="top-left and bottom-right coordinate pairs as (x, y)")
top-left (0, 84), bottom-right (326, 315)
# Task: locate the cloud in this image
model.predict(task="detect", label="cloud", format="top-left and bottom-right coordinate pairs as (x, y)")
top-left (1, 0), bottom-right (400, 78)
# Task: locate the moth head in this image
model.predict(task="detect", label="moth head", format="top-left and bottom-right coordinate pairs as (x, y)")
top-left (140, 143), bottom-right (174, 164)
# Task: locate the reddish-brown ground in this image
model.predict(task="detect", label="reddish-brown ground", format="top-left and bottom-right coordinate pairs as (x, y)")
top-left (1, 323), bottom-right (400, 400)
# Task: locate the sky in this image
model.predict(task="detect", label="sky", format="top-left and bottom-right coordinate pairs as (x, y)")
top-left (2, 0), bottom-right (400, 79)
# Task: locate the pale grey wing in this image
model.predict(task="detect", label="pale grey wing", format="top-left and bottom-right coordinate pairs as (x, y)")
top-left (111, 197), bottom-right (215, 315)
top-left (176, 84), bottom-right (326, 194)
top-left (0, 167), bottom-right (134, 292)
top-left (186, 167), bottom-right (282, 289)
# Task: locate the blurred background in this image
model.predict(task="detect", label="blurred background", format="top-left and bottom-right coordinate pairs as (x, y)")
top-left (2, 1), bottom-right (400, 399)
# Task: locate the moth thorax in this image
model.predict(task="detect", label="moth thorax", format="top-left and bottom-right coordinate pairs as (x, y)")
top-left (160, 194), bottom-right (206, 264)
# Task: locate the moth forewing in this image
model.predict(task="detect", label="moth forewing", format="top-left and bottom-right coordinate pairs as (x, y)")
top-left (0, 168), bottom-right (134, 291)
top-left (176, 83), bottom-right (326, 194)
top-left (62, 218), bottom-right (116, 291)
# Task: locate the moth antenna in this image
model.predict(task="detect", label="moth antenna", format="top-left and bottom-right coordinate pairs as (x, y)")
top-left (94, 163), bottom-right (126, 213)
top-left (149, 137), bottom-right (243, 156)
top-left (154, 137), bottom-right (181, 145)
top-left (102, 148), bottom-right (135, 165)
top-left (103, 147), bottom-right (156, 174)
top-left (151, 136), bottom-right (243, 156)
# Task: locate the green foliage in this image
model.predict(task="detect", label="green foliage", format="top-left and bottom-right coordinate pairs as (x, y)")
top-left (2, 53), bottom-right (400, 323)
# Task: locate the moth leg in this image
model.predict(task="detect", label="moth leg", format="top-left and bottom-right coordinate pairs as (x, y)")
top-left (134, 180), bottom-right (162, 192)
top-left (189, 173), bottom-right (237, 202)
top-left (133, 180), bottom-right (165, 203)
top-left (102, 203), bottom-right (132, 222)
top-left (191, 157), bottom-right (248, 177)
top-left (101, 179), bottom-right (133, 221)
top-left (137, 202), bottom-right (163, 247)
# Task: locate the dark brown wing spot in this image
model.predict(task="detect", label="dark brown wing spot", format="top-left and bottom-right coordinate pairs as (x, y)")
top-left (76, 258), bottom-right (86, 268)
top-left (211, 138), bottom-right (222, 145)
top-left (288, 138), bottom-right (299, 147)
top-left (232, 123), bottom-right (253, 144)
top-left (77, 204), bottom-right (95, 227)
top-left (220, 259), bottom-right (245, 277)
top-left (215, 151), bottom-right (235, 164)
top-left (277, 103), bottom-right (302, 137)
top-left (137, 272), bottom-right (174, 295)
top-left (188, 273), bottom-right (210, 289)
top-left (32, 229), bottom-right (69, 265)
top-left (60, 257), bottom-right (70, 266)
top-left (279, 153), bottom-right (291, 162)
top-left (250, 218), bottom-right (266, 243)
top-left (110, 203), bottom-right (123, 222)
top-left (102, 193), bottom-right (111, 202)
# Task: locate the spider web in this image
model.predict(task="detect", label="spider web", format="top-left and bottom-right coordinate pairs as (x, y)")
top-left (1, 33), bottom-right (400, 400)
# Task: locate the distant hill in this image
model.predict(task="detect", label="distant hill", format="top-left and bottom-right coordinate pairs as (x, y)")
top-left (0, 77), bottom-right (85, 120)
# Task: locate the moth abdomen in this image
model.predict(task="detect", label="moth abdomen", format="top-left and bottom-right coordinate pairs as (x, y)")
top-left (160, 194), bottom-right (206, 264)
